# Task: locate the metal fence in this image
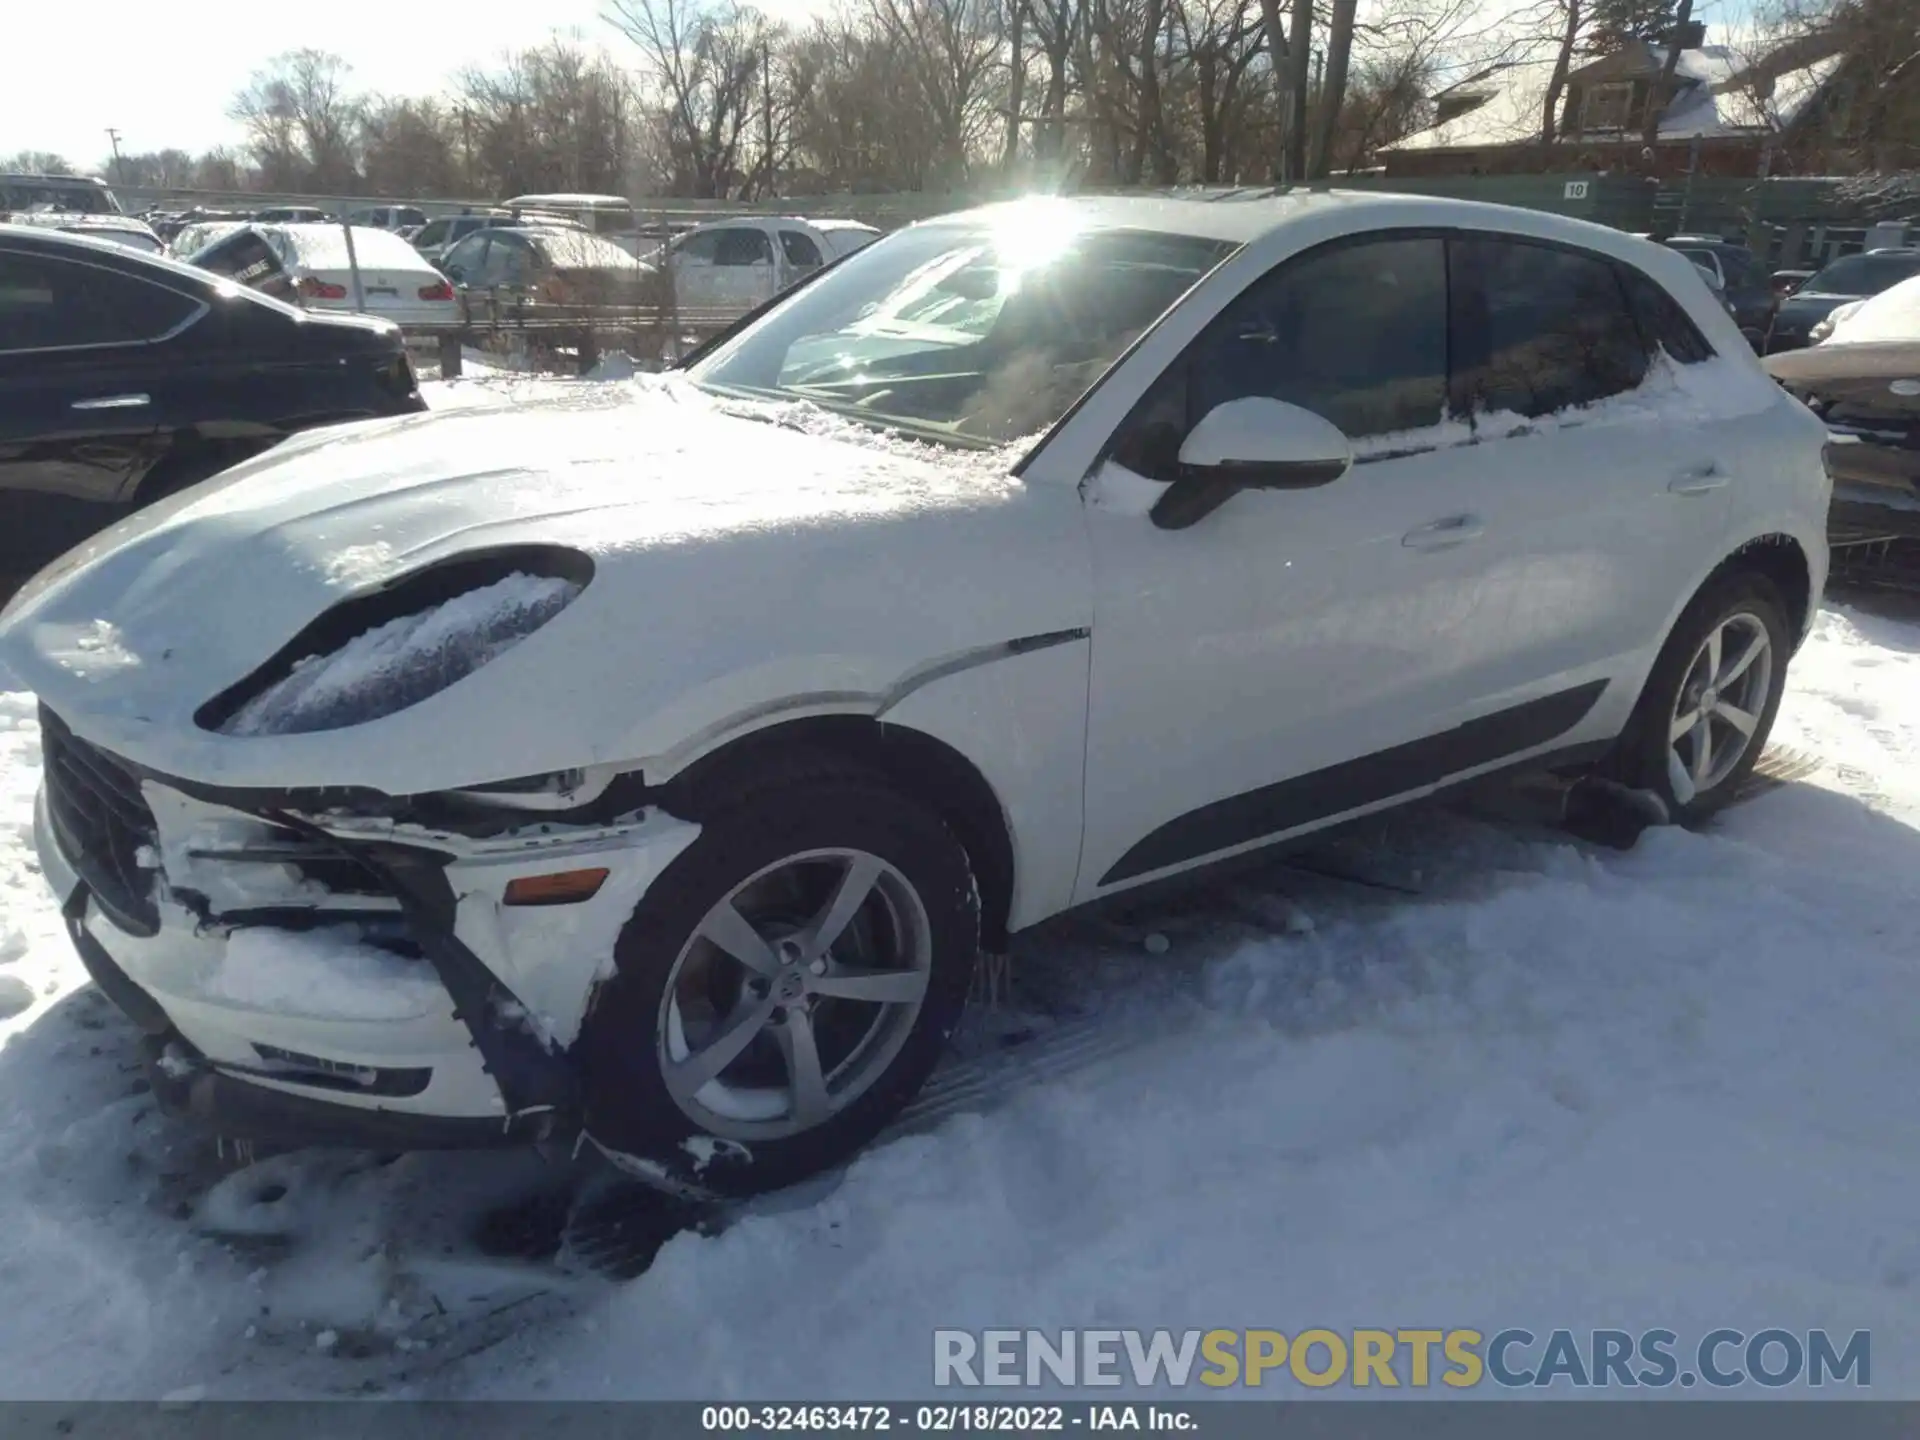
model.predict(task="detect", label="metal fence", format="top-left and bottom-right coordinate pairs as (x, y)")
top-left (415, 290), bottom-right (746, 377)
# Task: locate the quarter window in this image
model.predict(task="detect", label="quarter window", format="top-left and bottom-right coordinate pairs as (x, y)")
top-left (0, 250), bottom-right (199, 352)
top-left (1621, 266), bottom-right (1715, 364)
top-left (1451, 237), bottom-right (1648, 419)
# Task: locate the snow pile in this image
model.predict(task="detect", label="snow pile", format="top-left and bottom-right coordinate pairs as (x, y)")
top-left (207, 927), bottom-right (447, 1022)
top-left (220, 573), bottom-right (580, 737)
top-left (3, 591), bottom-right (1920, 1396)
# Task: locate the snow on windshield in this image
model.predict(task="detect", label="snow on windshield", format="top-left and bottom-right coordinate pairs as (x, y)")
top-left (220, 573), bottom-right (580, 737)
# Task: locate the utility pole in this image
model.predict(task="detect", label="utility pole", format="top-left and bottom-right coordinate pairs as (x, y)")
top-left (105, 128), bottom-right (124, 182)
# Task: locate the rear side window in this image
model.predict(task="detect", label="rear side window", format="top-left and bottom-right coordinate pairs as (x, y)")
top-left (780, 230), bottom-right (824, 268)
top-left (1189, 235), bottom-right (1449, 441)
top-left (1451, 237), bottom-right (1648, 419)
top-left (1620, 266), bottom-right (1715, 364)
top-left (415, 220), bottom-right (448, 246)
top-left (0, 250), bottom-right (199, 352)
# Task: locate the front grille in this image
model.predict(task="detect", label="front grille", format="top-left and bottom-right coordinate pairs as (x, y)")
top-left (40, 705), bottom-right (161, 935)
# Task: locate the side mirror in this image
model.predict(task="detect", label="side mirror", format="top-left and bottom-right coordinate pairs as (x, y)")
top-left (1151, 398), bottom-right (1353, 530)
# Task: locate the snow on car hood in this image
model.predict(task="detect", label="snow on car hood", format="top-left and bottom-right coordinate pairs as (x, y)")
top-left (1823, 272), bottom-right (1920, 345)
top-left (0, 377), bottom-right (1072, 792)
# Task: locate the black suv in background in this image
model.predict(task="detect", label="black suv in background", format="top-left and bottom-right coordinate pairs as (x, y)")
top-left (0, 225), bottom-right (426, 599)
top-left (1765, 250), bottom-right (1920, 353)
top-left (1663, 235), bottom-right (1776, 346)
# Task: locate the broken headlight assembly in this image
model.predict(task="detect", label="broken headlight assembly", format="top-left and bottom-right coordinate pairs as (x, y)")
top-left (196, 545), bottom-right (594, 738)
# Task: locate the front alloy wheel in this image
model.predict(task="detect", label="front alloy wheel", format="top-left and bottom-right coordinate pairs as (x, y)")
top-left (659, 848), bottom-right (933, 1143)
top-left (578, 760), bottom-right (978, 1197)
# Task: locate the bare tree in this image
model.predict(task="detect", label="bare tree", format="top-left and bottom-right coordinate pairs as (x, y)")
top-left (1310, 0), bottom-right (1360, 175)
top-left (360, 98), bottom-right (461, 198)
top-left (0, 151), bottom-right (75, 175)
top-left (1539, 0), bottom-right (1589, 141)
top-left (869, 0), bottom-right (1007, 186)
top-left (229, 50), bottom-right (363, 190)
top-left (611, 0), bottom-right (772, 196)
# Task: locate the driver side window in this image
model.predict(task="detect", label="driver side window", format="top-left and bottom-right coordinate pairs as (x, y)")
top-left (714, 228), bottom-right (774, 267)
top-left (1113, 236), bottom-right (1449, 481)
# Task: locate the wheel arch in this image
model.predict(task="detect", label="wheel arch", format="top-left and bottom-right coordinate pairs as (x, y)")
top-left (1710, 532), bottom-right (1814, 645)
top-left (650, 714), bottom-right (1019, 953)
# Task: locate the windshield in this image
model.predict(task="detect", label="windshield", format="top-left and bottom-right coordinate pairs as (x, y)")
top-left (1805, 254), bottom-right (1920, 295)
top-left (689, 214), bottom-right (1236, 447)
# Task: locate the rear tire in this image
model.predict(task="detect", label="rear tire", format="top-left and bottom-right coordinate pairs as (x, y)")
top-left (576, 761), bottom-right (978, 1198)
top-left (1603, 570), bottom-right (1791, 824)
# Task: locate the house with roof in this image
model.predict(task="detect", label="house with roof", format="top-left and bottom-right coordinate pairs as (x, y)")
top-left (1381, 26), bottom-right (1848, 178)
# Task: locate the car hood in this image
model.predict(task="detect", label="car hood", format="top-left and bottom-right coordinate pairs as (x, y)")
top-left (0, 378), bottom-right (1079, 793)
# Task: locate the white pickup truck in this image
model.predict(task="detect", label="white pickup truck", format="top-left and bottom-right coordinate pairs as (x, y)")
top-left (659, 216), bottom-right (883, 310)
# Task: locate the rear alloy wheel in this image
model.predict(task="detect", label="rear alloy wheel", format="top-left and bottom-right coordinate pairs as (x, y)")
top-left (577, 765), bottom-right (978, 1197)
top-left (1606, 571), bottom-right (1790, 824)
top-left (1664, 612), bottom-right (1773, 807)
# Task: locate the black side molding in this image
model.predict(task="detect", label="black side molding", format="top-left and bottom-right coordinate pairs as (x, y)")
top-left (1100, 679), bottom-right (1610, 886)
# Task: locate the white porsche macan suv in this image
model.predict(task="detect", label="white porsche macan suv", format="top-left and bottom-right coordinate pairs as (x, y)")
top-left (5, 193), bottom-right (1830, 1196)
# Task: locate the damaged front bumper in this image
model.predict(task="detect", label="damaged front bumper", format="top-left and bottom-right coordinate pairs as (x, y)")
top-left (35, 708), bottom-right (698, 1150)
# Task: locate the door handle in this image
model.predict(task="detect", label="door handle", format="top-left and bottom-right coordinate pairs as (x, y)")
top-left (71, 394), bottom-right (150, 411)
top-left (1668, 461), bottom-right (1727, 495)
top-left (1402, 514), bottom-right (1485, 550)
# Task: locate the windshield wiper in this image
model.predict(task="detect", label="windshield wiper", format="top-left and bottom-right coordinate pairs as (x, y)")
top-left (694, 382), bottom-right (995, 451)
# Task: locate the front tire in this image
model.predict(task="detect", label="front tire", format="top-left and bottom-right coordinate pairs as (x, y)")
top-left (1605, 570), bottom-right (1791, 823)
top-left (576, 762), bottom-right (979, 1198)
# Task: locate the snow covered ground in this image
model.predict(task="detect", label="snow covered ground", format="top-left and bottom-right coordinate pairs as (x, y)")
top-left (0, 377), bottom-right (1915, 1399)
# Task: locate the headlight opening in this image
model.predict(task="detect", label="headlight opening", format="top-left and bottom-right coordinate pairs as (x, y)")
top-left (197, 546), bottom-right (593, 737)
